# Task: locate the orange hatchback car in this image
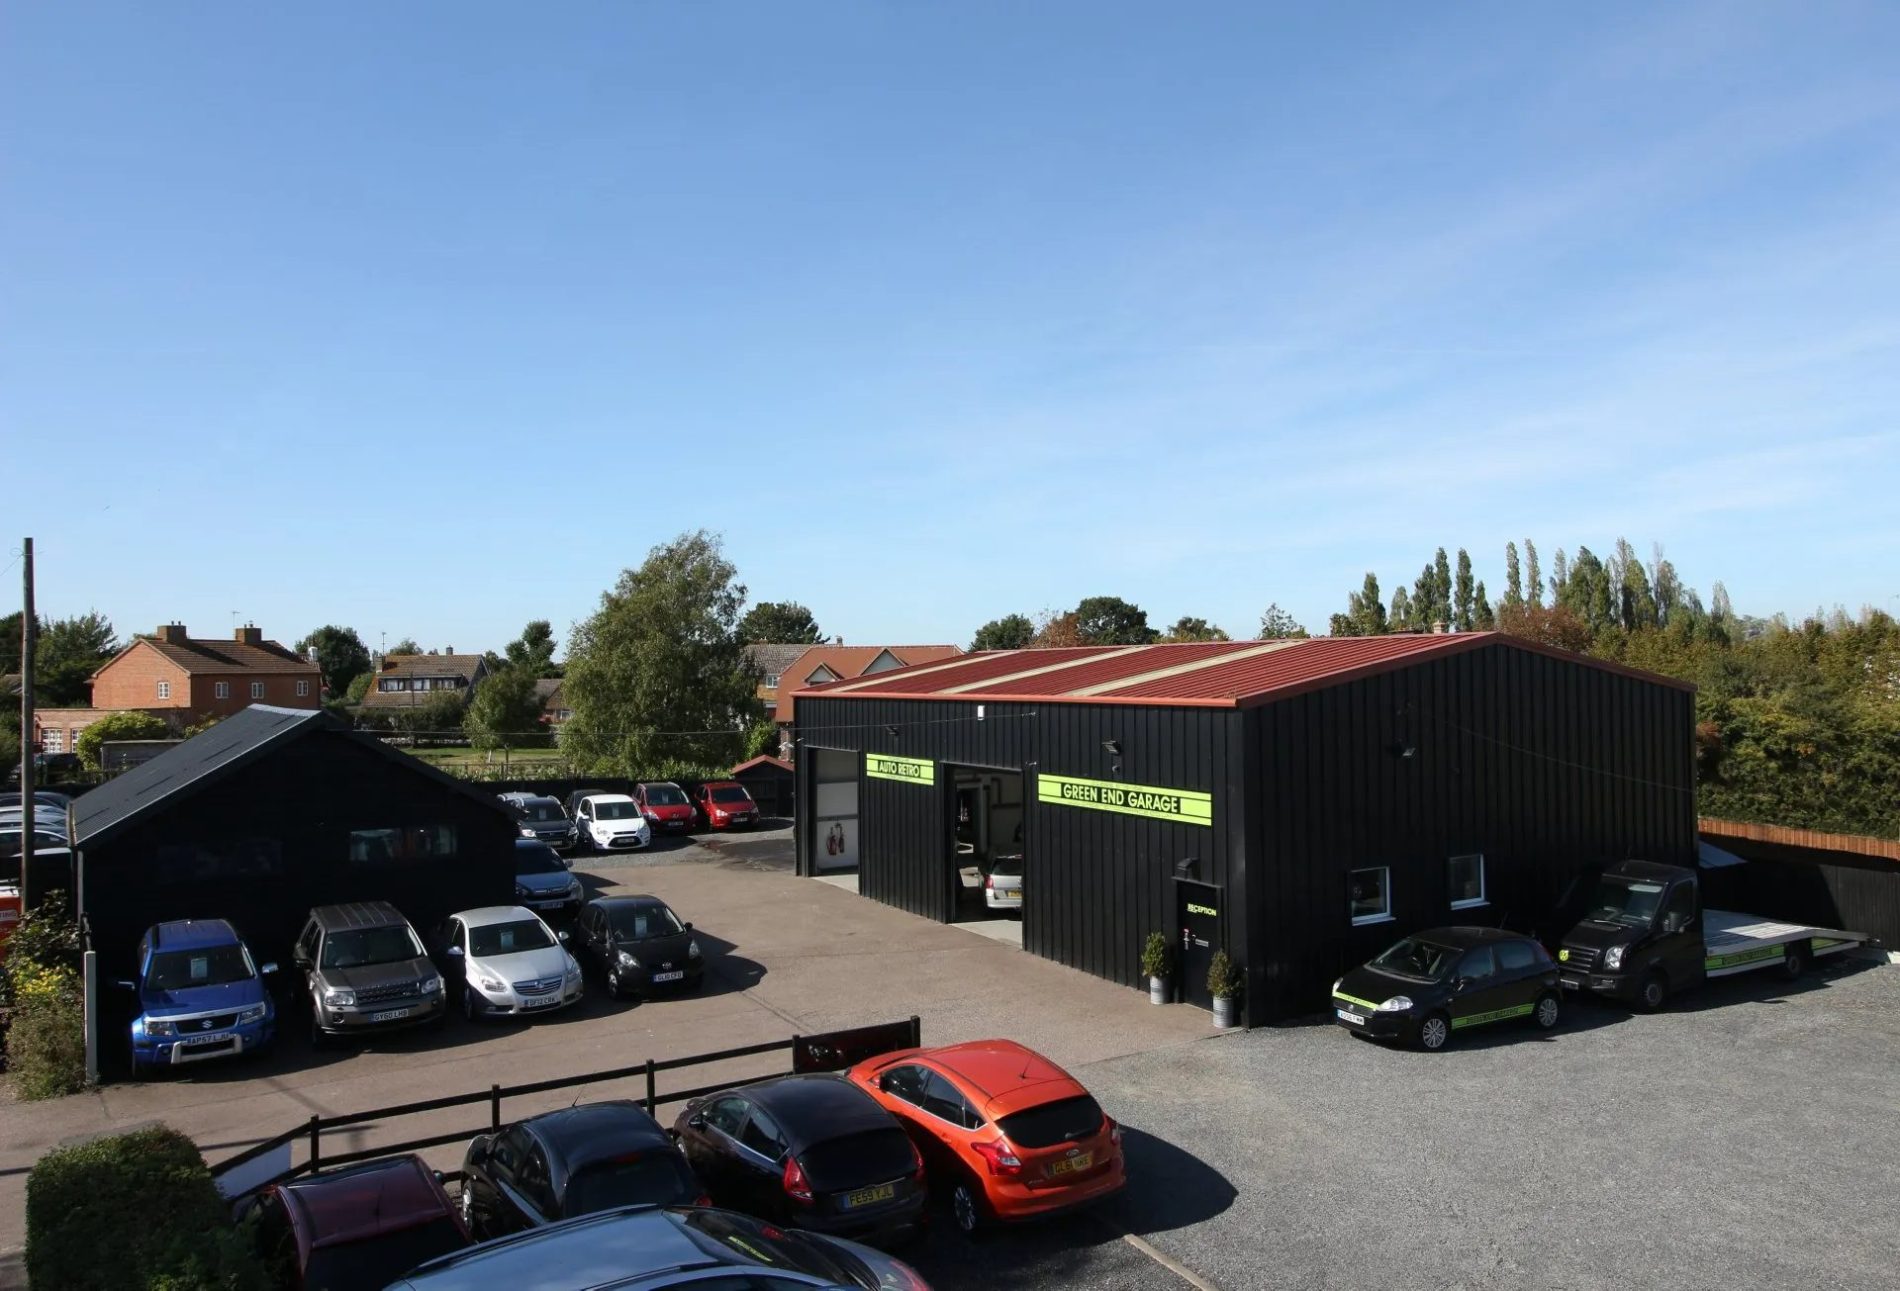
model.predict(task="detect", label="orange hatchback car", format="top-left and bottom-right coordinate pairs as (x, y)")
top-left (847, 1039), bottom-right (1125, 1236)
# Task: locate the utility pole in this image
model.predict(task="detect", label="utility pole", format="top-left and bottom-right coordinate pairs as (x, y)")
top-left (19, 538), bottom-right (35, 905)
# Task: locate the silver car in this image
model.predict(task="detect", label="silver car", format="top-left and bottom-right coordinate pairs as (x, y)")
top-left (985, 855), bottom-right (1023, 912)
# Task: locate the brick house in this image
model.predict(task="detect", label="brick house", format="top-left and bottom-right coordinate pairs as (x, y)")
top-left (358, 653), bottom-right (490, 717)
top-left (32, 622), bottom-right (322, 753)
top-left (765, 644), bottom-right (962, 755)
top-left (533, 678), bottom-right (571, 727)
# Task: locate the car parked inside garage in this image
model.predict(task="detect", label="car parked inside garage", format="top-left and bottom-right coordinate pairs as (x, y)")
top-left (457, 1100), bottom-right (704, 1239)
top-left (294, 902), bottom-right (446, 1046)
top-left (1331, 926), bottom-right (1562, 1050)
top-left (121, 918), bottom-right (277, 1077)
top-left (435, 905), bottom-right (584, 1021)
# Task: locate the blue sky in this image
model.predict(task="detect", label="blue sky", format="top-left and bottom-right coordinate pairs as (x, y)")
top-left (5, 2), bottom-right (1897, 654)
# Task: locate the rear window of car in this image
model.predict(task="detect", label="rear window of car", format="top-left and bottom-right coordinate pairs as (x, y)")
top-left (563, 1152), bottom-right (699, 1216)
top-left (798, 1128), bottom-right (915, 1186)
top-left (990, 858), bottom-right (1022, 877)
top-left (998, 1095), bottom-right (1104, 1149)
top-left (300, 1218), bottom-right (466, 1291)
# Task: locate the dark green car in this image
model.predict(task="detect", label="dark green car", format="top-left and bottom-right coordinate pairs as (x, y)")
top-left (1332, 926), bottom-right (1562, 1051)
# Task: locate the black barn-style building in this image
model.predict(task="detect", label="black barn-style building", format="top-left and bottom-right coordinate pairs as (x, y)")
top-left (794, 634), bottom-right (1697, 1024)
top-left (75, 705), bottom-right (517, 981)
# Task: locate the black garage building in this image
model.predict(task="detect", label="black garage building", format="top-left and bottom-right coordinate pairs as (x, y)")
top-left (76, 704), bottom-right (517, 984)
top-left (793, 633), bottom-right (1696, 1023)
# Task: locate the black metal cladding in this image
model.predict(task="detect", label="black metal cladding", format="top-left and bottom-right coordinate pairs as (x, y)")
top-left (798, 637), bottom-right (1695, 1022)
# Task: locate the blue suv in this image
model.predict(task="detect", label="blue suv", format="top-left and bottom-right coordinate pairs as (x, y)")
top-left (122, 919), bottom-right (277, 1077)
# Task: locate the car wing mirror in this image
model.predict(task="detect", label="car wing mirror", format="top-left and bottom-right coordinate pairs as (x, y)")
top-left (113, 979), bottom-right (138, 992)
top-left (557, 929), bottom-right (571, 943)
top-left (445, 945), bottom-right (464, 957)
top-left (683, 921), bottom-right (693, 932)
top-left (686, 1112), bottom-right (706, 1131)
top-left (259, 961), bottom-right (279, 975)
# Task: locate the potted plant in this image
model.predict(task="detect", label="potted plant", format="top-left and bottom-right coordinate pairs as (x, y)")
top-left (1207, 949), bottom-right (1242, 1028)
top-left (1139, 931), bottom-right (1172, 1004)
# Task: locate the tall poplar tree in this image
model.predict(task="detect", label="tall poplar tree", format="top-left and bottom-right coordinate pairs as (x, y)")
top-left (1453, 549), bottom-right (1475, 631)
top-left (1503, 543), bottom-right (1523, 610)
top-left (1524, 539), bottom-right (1543, 608)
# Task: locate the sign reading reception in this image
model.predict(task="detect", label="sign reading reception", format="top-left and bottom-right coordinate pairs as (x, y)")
top-left (1037, 773), bottom-right (1212, 827)
top-left (866, 753), bottom-right (937, 787)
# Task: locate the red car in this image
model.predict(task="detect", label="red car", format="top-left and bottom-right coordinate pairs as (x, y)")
top-left (694, 781), bottom-right (759, 830)
top-left (633, 781), bottom-right (696, 834)
top-left (846, 1039), bottom-right (1126, 1236)
top-left (242, 1154), bottom-right (471, 1290)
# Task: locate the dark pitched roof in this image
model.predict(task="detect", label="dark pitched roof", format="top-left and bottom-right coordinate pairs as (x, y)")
top-left (105, 635), bottom-right (319, 678)
top-left (531, 678), bottom-right (563, 702)
top-left (75, 704), bottom-right (514, 849)
top-left (375, 653), bottom-right (488, 680)
top-left (796, 633), bottom-right (1693, 710)
top-left (730, 755), bottom-right (793, 775)
top-left (745, 643), bottom-right (816, 681)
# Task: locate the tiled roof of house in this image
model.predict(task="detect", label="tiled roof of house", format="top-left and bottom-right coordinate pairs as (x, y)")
top-left (376, 653), bottom-right (487, 680)
top-left (532, 678), bottom-right (563, 702)
top-left (122, 635), bottom-right (320, 677)
top-left (772, 644), bottom-right (964, 725)
top-left (796, 632), bottom-right (1692, 711)
top-left (746, 643), bottom-right (818, 681)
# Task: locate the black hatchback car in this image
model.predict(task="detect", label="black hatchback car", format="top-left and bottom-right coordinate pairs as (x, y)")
top-left (573, 896), bottom-right (704, 998)
top-left (458, 1101), bottom-right (704, 1240)
top-left (673, 1075), bottom-right (927, 1244)
top-left (1332, 926), bottom-right (1562, 1051)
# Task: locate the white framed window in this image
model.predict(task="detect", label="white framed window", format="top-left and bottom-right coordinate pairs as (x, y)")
top-left (1449, 854), bottom-right (1486, 909)
top-left (1349, 867), bottom-right (1392, 925)
top-left (156, 680), bottom-right (170, 700)
top-left (766, 674), bottom-right (781, 688)
top-left (296, 679), bottom-right (310, 697)
top-left (250, 681), bottom-right (264, 699)
top-left (41, 729), bottom-right (63, 753)
top-left (215, 681), bottom-right (230, 699)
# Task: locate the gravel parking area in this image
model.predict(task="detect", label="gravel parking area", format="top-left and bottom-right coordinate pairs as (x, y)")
top-left (1068, 954), bottom-right (1899, 1290)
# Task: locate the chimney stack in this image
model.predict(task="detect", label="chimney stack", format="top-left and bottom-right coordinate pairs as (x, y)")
top-left (235, 624), bottom-right (263, 646)
top-left (156, 622), bottom-right (189, 643)
top-left (1432, 620), bottom-right (1450, 635)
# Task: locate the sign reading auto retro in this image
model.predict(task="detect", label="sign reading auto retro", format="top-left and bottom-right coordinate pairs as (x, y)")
top-left (1036, 773), bottom-right (1212, 827)
top-left (865, 753), bottom-right (936, 786)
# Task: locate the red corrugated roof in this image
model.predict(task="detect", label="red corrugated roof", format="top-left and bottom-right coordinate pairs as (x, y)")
top-left (796, 633), bottom-right (1692, 709)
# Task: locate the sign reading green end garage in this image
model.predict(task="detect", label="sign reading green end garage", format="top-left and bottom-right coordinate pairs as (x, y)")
top-left (1037, 773), bottom-right (1212, 827)
top-left (866, 753), bottom-right (936, 786)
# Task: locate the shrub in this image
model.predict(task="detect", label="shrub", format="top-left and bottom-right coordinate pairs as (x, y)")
top-left (7, 890), bottom-right (82, 976)
top-left (74, 710), bottom-right (172, 770)
top-left (27, 1124), bottom-right (268, 1291)
top-left (1139, 931), bottom-right (1172, 979)
top-left (7, 967), bottom-right (86, 1099)
top-left (1207, 949), bottom-right (1243, 1001)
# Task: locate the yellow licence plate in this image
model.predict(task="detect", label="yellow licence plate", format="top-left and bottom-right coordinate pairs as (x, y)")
top-left (1048, 1152), bottom-right (1093, 1177)
top-left (844, 1183), bottom-right (896, 1208)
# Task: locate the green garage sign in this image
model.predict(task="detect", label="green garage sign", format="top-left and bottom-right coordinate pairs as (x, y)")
top-left (866, 753), bottom-right (936, 786)
top-left (1036, 773), bottom-right (1212, 827)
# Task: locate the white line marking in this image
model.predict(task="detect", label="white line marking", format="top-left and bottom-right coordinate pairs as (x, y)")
top-left (1118, 1228), bottom-right (1223, 1290)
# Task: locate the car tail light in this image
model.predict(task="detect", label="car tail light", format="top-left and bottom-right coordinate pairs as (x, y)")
top-left (971, 1139), bottom-right (1023, 1178)
top-left (782, 1155), bottom-right (814, 1203)
top-left (984, 874), bottom-right (994, 890)
top-left (1107, 1117), bottom-right (1122, 1147)
top-left (908, 1140), bottom-right (926, 1182)
top-left (694, 1193), bottom-right (712, 1208)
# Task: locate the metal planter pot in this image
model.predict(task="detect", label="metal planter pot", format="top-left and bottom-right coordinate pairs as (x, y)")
top-left (1148, 975), bottom-right (1169, 1005)
top-left (1211, 994), bottom-right (1239, 1028)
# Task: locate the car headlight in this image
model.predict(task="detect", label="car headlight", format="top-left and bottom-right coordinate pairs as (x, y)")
top-left (617, 949), bottom-right (640, 968)
top-left (519, 827), bottom-right (537, 838)
top-left (237, 1004), bottom-right (268, 1024)
top-left (564, 956), bottom-right (581, 978)
top-left (146, 1019), bottom-right (177, 1037)
top-left (420, 975), bottom-right (442, 994)
top-left (1376, 995), bottom-right (1413, 1012)
top-left (688, 940), bottom-right (702, 960)
top-left (1604, 947), bottom-right (1625, 971)
top-left (324, 988), bottom-right (356, 1007)
top-left (568, 879), bottom-right (583, 898)
top-left (515, 883), bottom-right (531, 898)
top-left (477, 975), bottom-right (504, 992)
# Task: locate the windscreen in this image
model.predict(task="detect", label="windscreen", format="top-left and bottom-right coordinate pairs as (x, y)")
top-left (320, 925), bottom-right (421, 969)
top-left (644, 785), bottom-right (688, 806)
top-left (998, 1095), bottom-right (1104, 1149)
top-left (710, 786), bottom-right (752, 804)
top-left (990, 858), bottom-right (1023, 877)
top-left (148, 944), bottom-right (254, 991)
top-left (516, 844), bottom-right (567, 875)
top-left (595, 801), bottom-right (642, 820)
top-left (1587, 878), bottom-right (1667, 927)
top-left (562, 1153), bottom-right (699, 1215)
top-left (469, 919), bottom-right (555, 957)
top-left (1370, 937), bottom-right (1461, 981)
top-left (519, 801), bottom-right (566, 823)
top-left (299, 1219), bottom-right (467, 1291)
top-left (609, 904), bottom-right (683, 939)
top-left (798, 1128), bottom-right (916, 1190)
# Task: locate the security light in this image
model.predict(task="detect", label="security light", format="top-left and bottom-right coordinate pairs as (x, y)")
top-left (1102, 739), bottom-right (1122, 757)
top-left (884, 724), bottom-right (901, 738)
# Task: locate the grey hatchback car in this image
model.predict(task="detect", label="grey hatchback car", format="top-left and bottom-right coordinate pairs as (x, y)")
top-left (293, 902), bottom-right (446, 1046)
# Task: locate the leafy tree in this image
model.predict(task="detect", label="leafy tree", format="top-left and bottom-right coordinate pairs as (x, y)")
top-left (1710, 581), bottom-right (1734, 622)
top-left (1549, 548), bottom-right (1569, 605)
top-left (295, 626), bottom-right (371, 700)
top-left (1162, 616), bottom-right (1230, 642)
top-left (970, 614), bottom-right (1036, 652)
top-left (1453, 549), bottom-right (1475, 631)
top-left (504, 620), bottom-right (560, 676)
top-left (1503, 543), bottom-right (1523, 610)
top-left (391, 689), bottom-right (467, 745)
top-left (1524, 539), bottom-right (1543, 608)
top-left (1032, 611), bottom-right (1086, 648)
top-left (0, 610), bottom-right (22, 676)
top-left (74, 711), bottom-right (170, 769)
top-left (1258, 603), bottom-right (1309, 639)
top-left (1387, 587), bottom-right (1413, 632)
top-left (463, 666), bottom-right (550, 750)
top-left (388, 638), bottom-right (421, 656)
top-left (561, 530), bottom-right (760, 775)
top-left (1474, 581), bottom-right (1495, 629)
top-left (743, 719), bottom-right (782, 760)
top-left (1073, 596), bottom-right (1158, 645)
top-left (1339, 573), bottom-right (1387, 636)
top-left (35, 613), bottom-right (117, 706)
top-left (1434, 549), bottom-right (1453, 622)
top-left (344, 672), bottom-right (373, 705)
top-left (1495, 603), bottom-right (1593, 654)
top-left (738, 602), bottom-right (825, 646)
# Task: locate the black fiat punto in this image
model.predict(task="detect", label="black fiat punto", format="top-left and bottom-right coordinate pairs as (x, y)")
top-left (1331, 926), bottom-right (1562, 1051)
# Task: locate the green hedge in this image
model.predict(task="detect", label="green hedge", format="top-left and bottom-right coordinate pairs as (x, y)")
top-left (26, 1125), bottom-right (267, 1290)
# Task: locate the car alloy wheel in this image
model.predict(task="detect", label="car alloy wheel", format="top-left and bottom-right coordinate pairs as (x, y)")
top-left (1534, 993), bottom-right (1561, 1030)
top-left (951, 1181), bottom-right (983, 1236)
top-left (463, 987), bottom-right (482, 1022)
top-left (1640, 974), bottom-right (1668, 1012)
top-left (1418, 1013), bottom-right (1450, 1051)
top-left (1782, 946), bottom-right (1808, 981)
top-left (458, 1180), bottom-right (477, 1232)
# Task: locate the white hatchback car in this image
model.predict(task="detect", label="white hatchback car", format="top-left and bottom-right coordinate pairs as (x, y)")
top-left (575, 793), bottom-right (653, 852)
top-left (985, 856), bottom-right (1023, 912)
top-left (439, 906), bottom-right (584, 1020)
